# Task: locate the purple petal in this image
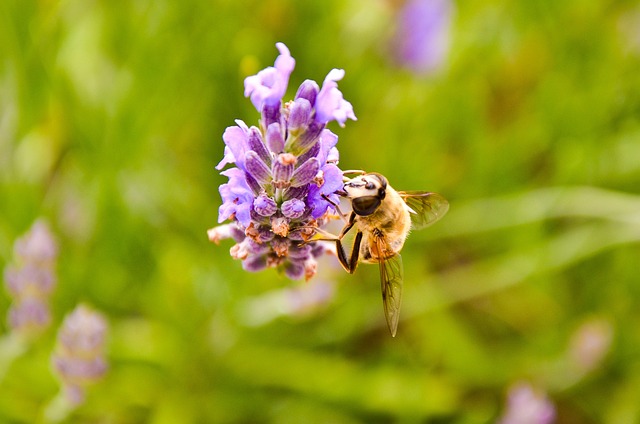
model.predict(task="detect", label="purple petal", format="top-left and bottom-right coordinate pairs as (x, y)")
top-left (289, 243), bottom-right (312, 260)
top-left (285, 261), bottom-right (305, 280)
top-left (216, 146), bottom-right (235, 170)
top-left (242, 254), bottom-right (268, 272)
top-left (297, 141), bottom-right (320, 164)
top-left (314, 69), bottom-right (357, 127)
top-left (244, 42), bottom-right (296, 111)
top-left (307, 164), bottom-right (344, 218)
top-left (218, 168), bottom-right (255, 227)
top-left (244, 172), bottom-right (261, 195)
top-left (320, 164), bottom-right (344, 193)
top-left (283, 185), bottom-right (308, 201)
top-left (217, 121), bottom-right (250, 171)
top-left (317, 129), bottom-right (338, 164)
top-left (261, 103), bottom-right (281, 129)
top-left (327, 147), bottom-right (339, 164)
top-left (290, 120), bottom-right (325, 154)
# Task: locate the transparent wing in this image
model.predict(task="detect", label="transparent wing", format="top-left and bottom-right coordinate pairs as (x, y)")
top-left (398, 191), bottom-right (449, 231)
top-left (375, 235), bottom-right (403, 337)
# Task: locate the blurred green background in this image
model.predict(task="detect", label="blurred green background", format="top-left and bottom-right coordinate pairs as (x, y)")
top-left (2, 0), bottom-right (640, 422)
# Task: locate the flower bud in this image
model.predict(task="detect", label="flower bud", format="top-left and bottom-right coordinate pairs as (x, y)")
top-left (247, 127), bottom-right (272, 166)
top-left (266, 122), bottom-right (285, 154)
top-left (253, 194), bottom-right (278, 217)
top-left (245, 151), bottom-right (272, 185)
top-left (281, 199), bottom-right (306, 219)
top-left (292, 120), bottom-right (324, 154)
top-left (261, 102), bottom-right (281, 128)
top-left (288, 98), bottom-right (312, 135)
top-left (295, 79), bottom-right (319, 105)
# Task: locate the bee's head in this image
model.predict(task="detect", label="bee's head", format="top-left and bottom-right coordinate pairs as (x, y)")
top-left (343, 173), bottom-right (387, 216)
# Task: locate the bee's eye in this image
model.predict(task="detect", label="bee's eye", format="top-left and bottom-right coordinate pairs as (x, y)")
top-left (352, 196), bottom-right (381, 216)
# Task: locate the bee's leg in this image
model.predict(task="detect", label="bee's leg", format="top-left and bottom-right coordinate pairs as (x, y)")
top-left (346, 231), bottom-right (362, 273)
top-left (321, 194), bottom-right (348, 222)
top-left (334, 212), bottom-right (361, 274)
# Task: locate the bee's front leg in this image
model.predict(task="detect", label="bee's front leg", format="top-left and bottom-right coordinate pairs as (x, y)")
top-left (321, 193), bottom-right (349, 222)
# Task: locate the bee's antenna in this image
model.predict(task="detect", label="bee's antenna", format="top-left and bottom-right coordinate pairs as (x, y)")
top-left (341, 170), bottom-right (366, 177)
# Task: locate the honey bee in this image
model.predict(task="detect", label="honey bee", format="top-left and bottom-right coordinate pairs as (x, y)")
top-left (319, 172), bottom-right (449, 337)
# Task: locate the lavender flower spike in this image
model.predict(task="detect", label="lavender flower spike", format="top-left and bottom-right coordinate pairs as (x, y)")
top-left (3, 219), bottom-right (58, 338)
top-left (209, 43), bottom-right (357, 280)
top-left (52, 304), bottom-right (108, 406)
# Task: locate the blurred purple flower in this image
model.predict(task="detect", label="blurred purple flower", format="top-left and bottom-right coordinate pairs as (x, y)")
top-left (209, 43), bottom-right (357, 280)
top-left (497, 382), bottom-right (556, 424)
top-left (393, 0), bottom-right (453, 75)
top-left (568, 317), bottom-right (613, 373)
top-left (3, 220), bottom-right (58, 337)
top-left (52, 304), bottom-right (108, 406)
top-left (13, 220), bottom-right (59, 263)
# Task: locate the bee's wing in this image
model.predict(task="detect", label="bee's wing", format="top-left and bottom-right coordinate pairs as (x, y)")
top-left (375, 235), bottom-right (404, 337)
top-left (398, 191), bottom-right (449, 231)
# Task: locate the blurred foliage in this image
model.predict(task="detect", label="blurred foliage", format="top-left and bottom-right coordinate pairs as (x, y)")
top-left (1, 0), bottom-right (640, 422)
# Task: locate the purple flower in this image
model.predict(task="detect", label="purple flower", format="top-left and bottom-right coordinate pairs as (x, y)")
top-left (244, 42), bottom-right (296, 111)
top-left (8, 298), bottom-right (52, 333)
top-left (209, 42), bottom-right (357, 280)
top-left (393, 0), bottom-right (453, 75)
top-left (216, 120), bottom-right (250, 171)
top-left (218, 168), bottom-right (255, 227)
top-left (497, 382), bottom-right (556, 424)
top-left (315, 69), bottom-right (357, 127)
top-left (13, 220), bottom-right (58, 263)
top-left (52, 304), bottom-right (108, 406)
top-left (3, 219), bottom-right (58, 337)
top-left (568, 317), bottom-right (613, 373)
